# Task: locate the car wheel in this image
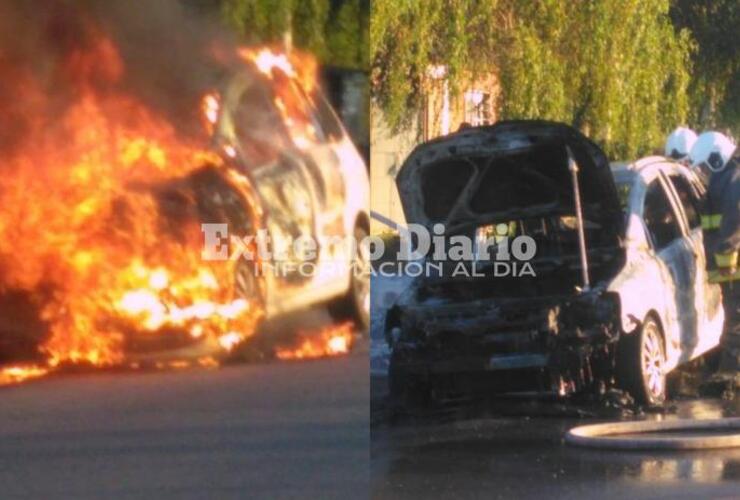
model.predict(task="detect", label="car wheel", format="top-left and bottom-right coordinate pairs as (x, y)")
top-left (230, 260), bottom-right (269, 361)
top-left (327, 224), bottom-right (370, 333)
top-left (235, 260), bottom-right (260, 304)
top-left (617, 316), bottom-right (667, 405)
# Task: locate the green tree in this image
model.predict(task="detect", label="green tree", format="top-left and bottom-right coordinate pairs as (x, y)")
top-left (495, 0), bottom-right (691, 158)
top-left (327, 0), bottom-right (369, 69)
top-left (221, 0), bottom-right (369, 69)
top-left (371, 0), bottom-right (498, 132)
top-left (671, 0), bottom-right (739, 133)
top-left (372, 0), bottom-right (694, 159)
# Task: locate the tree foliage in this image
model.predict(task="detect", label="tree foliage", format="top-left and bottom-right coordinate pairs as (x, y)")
top-left (372, 0), bottom-right (696, 159)
top-left (221, 0), bottom-right (369, 70)
top-left (371, 0), bottom-right (498, 136)
top-left (496, 0), bottom-right (692, 158)
top-left (671, 0), bottom-right (739, 133)
top-left (327, 0), bottom-right (370, 69)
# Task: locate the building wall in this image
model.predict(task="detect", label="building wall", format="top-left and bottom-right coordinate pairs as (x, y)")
top-left (370, 72), bottom-right (498, 234)
top-left (369, 105), bottom-right (419, 234)
top-left (321, 67), bottom-right (370, 163)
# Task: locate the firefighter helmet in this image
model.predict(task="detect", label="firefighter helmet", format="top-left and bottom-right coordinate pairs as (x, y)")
top-left (689, 131), bottom-right (737, 173)
top-left (665, 127), bottom-right (697, 160)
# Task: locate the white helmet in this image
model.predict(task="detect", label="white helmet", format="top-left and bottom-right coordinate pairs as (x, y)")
top-left (689, 131), bottom-right (737, 172)
top-left (664, 127), bottom-right (697, 160)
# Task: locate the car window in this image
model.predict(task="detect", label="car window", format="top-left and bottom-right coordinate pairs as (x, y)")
top-left (311, 91), bottom-right (344, 142)
top-left (271, 73), bottom-right (325, 147)
top-left (667, 174), bottom-right (701, 230)
top-left (234, 82), bottom-right (290, 165)
top-left (252, 163), bottom-right (314, 264)
top-left (643, 180), bottom-right (682, 251)
top-left (615, 181), bottom-right (632, 213)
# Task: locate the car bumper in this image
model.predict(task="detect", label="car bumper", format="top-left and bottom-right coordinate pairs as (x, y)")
top-left (387, 294), bottom-right (621, 401)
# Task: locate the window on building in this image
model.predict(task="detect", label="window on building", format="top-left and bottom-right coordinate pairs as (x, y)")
top-left (463, 90), bottom-right (491, 126)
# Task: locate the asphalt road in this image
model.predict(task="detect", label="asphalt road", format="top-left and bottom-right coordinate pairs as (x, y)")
top-left (371, 374), bottom-right (740, 500)
top-left (0, 349), bottom-right (368, 499)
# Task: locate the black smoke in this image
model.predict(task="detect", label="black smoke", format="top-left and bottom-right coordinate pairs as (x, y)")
top-left (0, 0), bottom-right (238, 152)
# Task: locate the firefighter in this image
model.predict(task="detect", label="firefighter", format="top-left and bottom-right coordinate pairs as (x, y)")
top-left (691, 131), bottom-right (740, 387)
top-left (665, 126), bottom-right (697, 162)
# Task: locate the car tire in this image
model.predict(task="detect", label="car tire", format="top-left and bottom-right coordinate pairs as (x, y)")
top-left (229, 260), bottom-right (270, 361)
top-left (617, 315), bottom-right (667, 406)
top-left (235, 259), bottom-right (261, 304)
top-left (327, 224), bottom-right (370, 333)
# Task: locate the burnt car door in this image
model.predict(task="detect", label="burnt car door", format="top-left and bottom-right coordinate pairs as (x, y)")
top-left (224, 74), bottom-right (317, 286)
top-left (271, 77), bottom-right (346, 247)
top-left (642, 174), bottom-right (696, 353)
top-left (307, 89), bottom-right (351, 240)
top-left (663, 171), bottom-right (723, 358)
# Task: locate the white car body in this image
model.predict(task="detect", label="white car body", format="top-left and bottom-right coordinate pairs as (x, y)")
top-left (385, 122), bottom-right (724, 405)
top-left (608, 156), bottom-right (724, 372)
top-left (215, 68), bottom-right (370, 321)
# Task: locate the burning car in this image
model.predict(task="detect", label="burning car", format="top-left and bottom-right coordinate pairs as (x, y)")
top-left (0, 15), bottom-right (367, 369)
top-left (119, 50), bottom-right (371, 363)
top-left (205, 49), bottom-right (371, 342)
top-left (385, 121), bottom-right (723, 409)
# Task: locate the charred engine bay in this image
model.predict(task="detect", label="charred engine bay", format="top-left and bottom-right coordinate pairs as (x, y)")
top-left (386, 228), bottom-right (628, 407)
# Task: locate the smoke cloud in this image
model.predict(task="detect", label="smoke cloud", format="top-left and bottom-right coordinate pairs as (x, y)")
top-left (0, 0), bottom-right (236, 152)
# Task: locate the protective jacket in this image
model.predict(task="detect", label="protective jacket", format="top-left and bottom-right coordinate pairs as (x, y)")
top-left (702, 153), bottom-right (740, 282)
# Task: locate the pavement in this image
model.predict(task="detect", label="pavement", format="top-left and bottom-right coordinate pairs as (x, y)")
top-left (370, 274), bottom-right (740, 499)
top-left (0, 347), bottom-right (368, 499)
top-left (371, 372), bottom-right (740, 499)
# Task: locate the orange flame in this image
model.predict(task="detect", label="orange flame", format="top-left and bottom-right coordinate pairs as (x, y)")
top-left (237, 47), bottom-right (318, 92)
top-left (275, 322), bottom-right (355, 361)
top-left (0, 364), bottom-right (49, 386)
top-left (200, 92), bottom-right (220, 134)
top-left (0, 30), bottom-right (264, 368)
top-left (236, 47), bottom-right (322, 152)
top-left (0, 10), bottom-right (360, 379)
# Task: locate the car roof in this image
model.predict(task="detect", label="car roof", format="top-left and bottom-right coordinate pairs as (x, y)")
top-left (610, 156), bottom-right (696, 184)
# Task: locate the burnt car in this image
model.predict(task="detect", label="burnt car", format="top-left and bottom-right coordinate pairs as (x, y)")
top-left (211, 64), bottom-right (370, 327)
top-left (133, 61), bottom-right (371, 360)
top-left (384, 121), bottom-right (723, 408)
top-left (0, 38), bottom-right (370, 368)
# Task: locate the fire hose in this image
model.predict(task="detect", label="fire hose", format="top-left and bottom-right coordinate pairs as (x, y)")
top-left (565, 418), bottom-right (740, 450)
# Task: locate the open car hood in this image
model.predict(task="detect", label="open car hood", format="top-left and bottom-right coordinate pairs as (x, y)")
top-left (396, 121), bottom-right (623, 235)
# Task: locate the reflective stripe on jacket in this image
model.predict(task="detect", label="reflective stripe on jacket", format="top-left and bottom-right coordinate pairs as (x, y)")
top-left (703, 155), bottom-right (740, 283)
